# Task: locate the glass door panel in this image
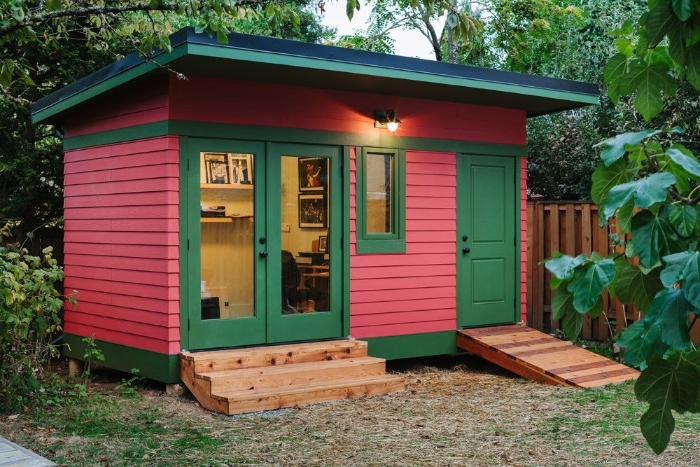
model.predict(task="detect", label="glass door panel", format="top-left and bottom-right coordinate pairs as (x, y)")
top-left (187, 140), bottom-right (266, 350)
top-left (200, 152), bottom-right (255, 320)
top-left (268, 144), bottom-right (342, 343)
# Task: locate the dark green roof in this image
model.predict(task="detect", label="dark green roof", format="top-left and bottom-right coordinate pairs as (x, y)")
top-left (32, 27), bottom-right (599, 124)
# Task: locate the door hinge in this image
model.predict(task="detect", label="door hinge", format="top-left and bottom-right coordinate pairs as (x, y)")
top-left (187, 239), bottom-right (190, 250)
top-left (188, 320), bottom-right (190, 331)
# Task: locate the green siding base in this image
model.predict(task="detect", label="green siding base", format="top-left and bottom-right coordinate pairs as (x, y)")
top-left (62, 334), bottom-right (180, 383)
top-left (363, 331), bottom-right (457, 361)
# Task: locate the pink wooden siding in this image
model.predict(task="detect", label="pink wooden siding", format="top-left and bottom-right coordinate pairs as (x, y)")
top-left (63, 76), bottom-right (169, 138)
top-left (350, 149), bottom-right (458, 338)
top-left (63, 136), bottom-right (180, 354)
top-left (169, 77), bottom-right (526, 146)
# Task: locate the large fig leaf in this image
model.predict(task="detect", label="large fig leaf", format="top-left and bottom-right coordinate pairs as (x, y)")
top-left (594, 130), bottom-right (657, 167)
top-left (632, 209), bottom-right (682, 268)
top-left (551, 287), bottom-right (575, 320)
top-left (661, 251), bottom-right (700, 310)
top-left (562, 308), bottom-right (584, 341)
top-left (567, 259), bottom-right (616, 313)
top-left (668, 205), bottom-right (697, 237)
top-left (617, 319), bottom-right (667, 368)
top-left (604, 172), bottom-right (676, 220)
top-left (646, 288), bottom-right (692, 350)
top-left (544, 253), bottom-right (586, 280)
top-left (591, 159), bottom-right (630, 206)
top-left (615, 262), bottom-right (663, 313)
top-left (628, 62), bottom-right (677, 121)
top-left (666, 147), bottom-right (700, 178)
top-left (636, 355), bottom-right (700, 453)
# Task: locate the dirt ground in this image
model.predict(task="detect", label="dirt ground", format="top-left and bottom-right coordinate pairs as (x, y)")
top-left (3, 354), bottom-right (700, 466)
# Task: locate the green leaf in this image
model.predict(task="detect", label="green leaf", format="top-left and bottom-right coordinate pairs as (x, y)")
top-left (669, 205), bottom-right (697, 237)
top-left (628, 62), bottom-right (677, 121)
top-left (544, 253), bottom-right (586, 280)
top-left (617, 320), bottom-right (666, 368)
top-left (591, 159), bottom-right (630, 206)
top-left (686, 47), bottom-right (700, 91)
top-left (662, 250), bottom-right (700, 311)
top-left (617, 199), bottom-right (635, 233)
top-left (603, 172), bottom-right (676, 220)
top-left (640, 400), bottom-right (675, 454)
top-left (562, 309), bottom-right (583, 340)
top-left (604, 53), bottom-right (628, 102)
top-left (632, 208), bottom-right (682, 268)
top-left (649, 288), bottom-right (692, 349)
top-left (615, 262), bottom-right (663, 313)
top-left (567, 259), bottom-right (616, 313)
top-left (646, 0), bottom-right (677, 46)
top-left (671, 0), bottom-right (693, 21)
top-left (551, 287), bottom-right (575, 320)
top-left (665, 147), bottom-right (700, 178)
top-left (594, 130), bottom-right (656, 167)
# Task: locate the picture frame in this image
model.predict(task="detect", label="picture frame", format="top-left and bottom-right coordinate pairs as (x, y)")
top-left (299, 194), bottom-right (326, 228)
top-left (318, 235), bottom-right (328, 252)
top-left (203, 153), bottom-right (230, 184)
top-left (229, 154), bottom-right (253, 185)
top-left (298, 157), bottom-right (328, 191)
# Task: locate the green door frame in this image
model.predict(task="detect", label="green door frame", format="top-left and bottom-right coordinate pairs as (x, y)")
top-left (456, 154), bottom-right (517, 328)
top-left (181, 138), bottom-right (344, 350)
top-left (266, 143), bottom-right (344, 343)
top-left (184, 138), bottom-right (268, 349)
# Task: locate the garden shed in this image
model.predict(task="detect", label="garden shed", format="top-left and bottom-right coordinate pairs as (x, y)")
top-left (32, 28), bottom-right (599, 400)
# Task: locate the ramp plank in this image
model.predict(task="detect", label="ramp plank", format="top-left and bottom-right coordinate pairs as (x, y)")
top-left (457, 325), bottom-right (639, 388)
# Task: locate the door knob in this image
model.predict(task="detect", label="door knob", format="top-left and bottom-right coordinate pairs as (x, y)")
top-left (462, 235), bottom-right (468, 242)
top-left (259, 250), bottom-right (268, 258)
top-left (462, 247), bottom-right (471, 254)
top-left (259, 236), bottom-right (267, 245)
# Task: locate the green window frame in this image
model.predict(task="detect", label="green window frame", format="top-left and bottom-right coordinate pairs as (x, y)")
top-left (355, 147), bottom-right (406, 254)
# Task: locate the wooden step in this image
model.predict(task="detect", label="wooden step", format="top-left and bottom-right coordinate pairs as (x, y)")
top-left (199, 357), bottom-right (387, 393)
top-left (213, 374), bottom-right (406, 415)
top-left (457, 325), bottom-right (639, 388)
top-left (181, 339), bottom-right (368, 373)
top-left (179, 339), bottom-right (405, 415)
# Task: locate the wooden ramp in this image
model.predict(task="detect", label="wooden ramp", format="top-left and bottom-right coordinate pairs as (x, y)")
top-left (457, 325), bottom-right (639, 388)
top-left (180, 340), bottom-right (404, 415)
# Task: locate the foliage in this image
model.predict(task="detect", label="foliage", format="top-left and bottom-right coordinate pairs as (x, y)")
top-left (0, 222), bottom-right (70, 412)
top-left (333, 0), bottom-right (482, 61)
top-left (545, 0), bottom-right (700, 453)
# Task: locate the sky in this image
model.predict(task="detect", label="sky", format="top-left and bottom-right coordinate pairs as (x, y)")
top-left (318, 0), bottom-right (439, 60)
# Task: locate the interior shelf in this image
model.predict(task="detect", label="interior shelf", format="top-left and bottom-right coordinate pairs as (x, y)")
top-left (201, 183), bottom-right (253, 190)
top-left (201, 216), bottom-right (253, 223)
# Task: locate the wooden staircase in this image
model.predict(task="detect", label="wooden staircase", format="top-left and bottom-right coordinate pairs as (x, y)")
top-left (180, 339), bottom-right (405, 415)
top-left (457, 324), bottom-right (640, 388)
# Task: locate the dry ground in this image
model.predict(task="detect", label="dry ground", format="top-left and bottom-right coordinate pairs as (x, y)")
top-left (3, 355), bottom-right (700, 466)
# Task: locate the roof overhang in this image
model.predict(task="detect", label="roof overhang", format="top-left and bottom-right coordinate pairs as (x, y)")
top-left (31, 27), bottom-right (599, 124)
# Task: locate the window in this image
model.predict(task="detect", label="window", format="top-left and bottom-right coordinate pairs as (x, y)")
top-left (356, 147), bottom-right (405, 254)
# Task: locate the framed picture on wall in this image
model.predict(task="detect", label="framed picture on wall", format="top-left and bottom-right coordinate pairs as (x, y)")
top-left (203, 153), bottom-right (230, 184)
top-left (299, 194), bottom-right (326, 228)
top-left (298, 157), bottom-right (327, 191)
top-left (318, 235), bottom-right (328, 252)
top-left (229, 154), bottom-right (253, 185)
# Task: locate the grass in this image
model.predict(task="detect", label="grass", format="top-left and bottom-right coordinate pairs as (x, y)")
top-left (1, 357), bottom-right (700, 466)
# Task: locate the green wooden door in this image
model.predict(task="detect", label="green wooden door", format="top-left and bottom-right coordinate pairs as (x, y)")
top-left (184, 139), bottom-right (343, 350)
top-left (456, 154), bottom-right (517, 327)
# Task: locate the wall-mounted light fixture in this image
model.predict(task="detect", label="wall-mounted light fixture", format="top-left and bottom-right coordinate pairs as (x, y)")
top-left (374, 109), bottom-right (401, 132)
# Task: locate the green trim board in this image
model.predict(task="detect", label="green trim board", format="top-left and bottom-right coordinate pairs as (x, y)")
top-left (63, 120), bottom-right (527, 157)
top-left (342, 146), bottom-right (352, 338)
top-left (364, 331), bottom-right (458, 361)
top-left (63, 334), bottom-right (181, 383)
top-left (355, 147), bottom-right (406, 254)
top-left (32, 28), bottom-right (598, 124)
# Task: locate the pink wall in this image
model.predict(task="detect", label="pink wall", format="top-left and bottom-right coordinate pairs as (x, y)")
top-left (350, 149), bottom-right (458, 338)
top-left (63, 136), bottom-right (181, 354)
top-left (61, 75), bottom-right (529, 352)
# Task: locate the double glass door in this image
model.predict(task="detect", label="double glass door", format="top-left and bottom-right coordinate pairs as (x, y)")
top-left (187, 140), bottom-right (342, 349)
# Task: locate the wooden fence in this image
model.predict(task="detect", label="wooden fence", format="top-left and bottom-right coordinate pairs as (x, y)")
top-left (526, 201), bottom-right (638, 340)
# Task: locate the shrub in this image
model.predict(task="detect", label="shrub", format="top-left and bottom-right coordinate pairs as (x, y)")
top-left (0, 222), bottom-right (71, 412)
